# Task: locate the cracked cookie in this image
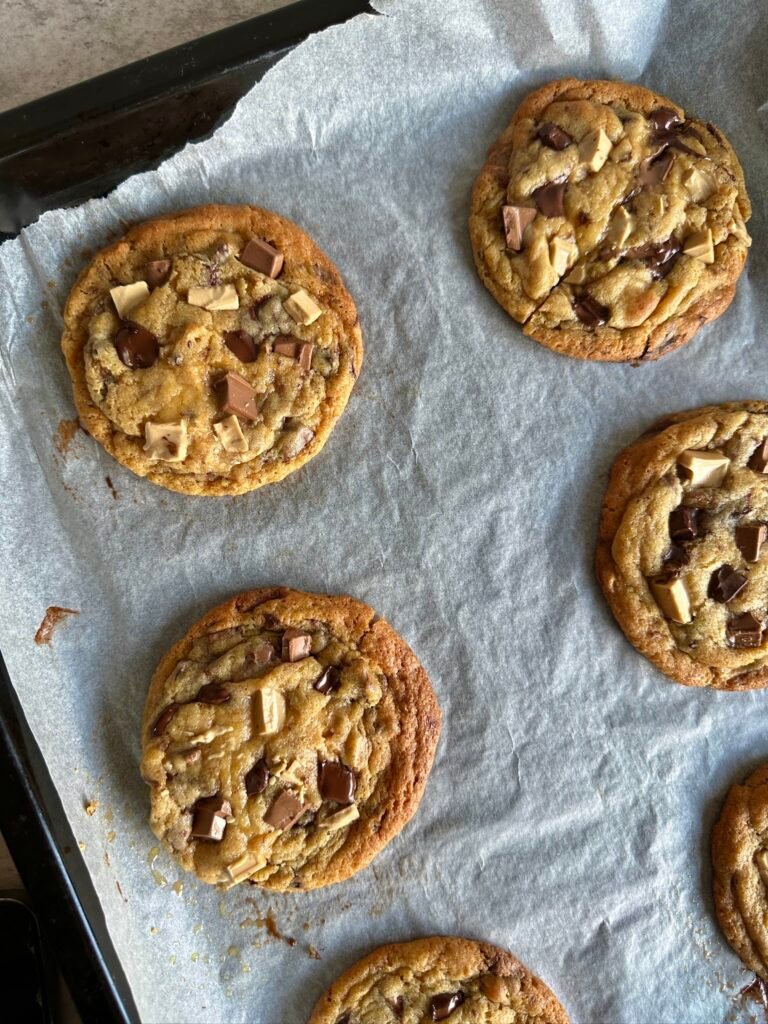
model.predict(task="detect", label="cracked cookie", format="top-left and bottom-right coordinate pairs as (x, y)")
top-left (308, 936), bottom-right (569, 1024)
top-left (140, 588), bottom-right (440, 890)
top-left (596, 402), bottom-right (768, 689)
top-left (62, 205), bottom-right (362, 495)
top-left (712, 764), bottom-right (768, 980)
top-left (469, 78), bottom-right (751, 362)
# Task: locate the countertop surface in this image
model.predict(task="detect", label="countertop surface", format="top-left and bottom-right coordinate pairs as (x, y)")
top-left (0, 0), bottom-right (293, 113)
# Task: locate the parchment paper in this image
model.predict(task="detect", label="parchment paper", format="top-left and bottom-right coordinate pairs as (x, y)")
top-left (1, 1), bottom-right (767, 1021)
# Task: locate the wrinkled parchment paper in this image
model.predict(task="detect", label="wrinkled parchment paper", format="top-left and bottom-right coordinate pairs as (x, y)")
top-left (1, 1), bottom-right (767, 1020)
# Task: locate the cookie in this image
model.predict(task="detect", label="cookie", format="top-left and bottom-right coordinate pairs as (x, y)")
top-left (62, 205), bottom-right (362, 495)
top-left (596, 401), bottom-right (768, 690)
top-left (308, 935), bottom-right (569, 1023)
top-left (140, 588), bottom-right (440, 890)
top-left (712, 764), bottom-right (768, 980)
top-left (469, 78), bottom-right (751, 362)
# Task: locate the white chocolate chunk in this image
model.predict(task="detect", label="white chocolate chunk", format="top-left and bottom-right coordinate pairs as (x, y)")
top-left (224, 852), bottom-right (265, 887)
top-left (549, 236), bottom-right (577, 277)
top-left (213, 415), bottom-right (249, 453)
top-left (609, 138), bottom-right (632, 163)
top-left (682, 167), bottom-right (715, 203)
top-left (144, 420), bottom-right (188, 462)
top-left (283, 289), bottom-right (322, 325)
top-left (319, 805), bottom-right (360, 831)
top-left (653, 279), bottom-right (695, 320)
top-left (728, 208), bottom-right (751, 246)
top-left (565, 264), bottom-right (588, 285)
top-left (682, 228), bottom-right (714, 263)
top-left (579, 128), bottom-right (612, 172)
top-left (253, 689), bottom-right (286, 736)
top-left (607, 206), bottom-right (633, 247)
top-left (677, 449), bottom-right (730, 488)
top-left (187, 284), bottom-right (239, 310)
top-left (110, 281), bottom-right (149, 319)
top-left (650, 576), bottom-right (692, 625)
top-left (649, 195), bottom-right (666, 218)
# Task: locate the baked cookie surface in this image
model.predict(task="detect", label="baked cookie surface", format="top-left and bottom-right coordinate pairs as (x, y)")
top-left (308, 936), bottom-right (569, 1024)
top-left (140, 588), bottom-right (440, 891)
top-left (62, 205), bottom-right (362, 495)
top-left (596, 402), bottom-right (768, 690)
top-left (712, 764), bottom-right (768, 980)
top-left (469, 78), bottom-right (751, 362)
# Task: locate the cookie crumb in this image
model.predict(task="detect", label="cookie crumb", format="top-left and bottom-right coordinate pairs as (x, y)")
top-left (35, 606), bottom-right (79, 646)
top-left (84, 799), bottom-right (98, 816)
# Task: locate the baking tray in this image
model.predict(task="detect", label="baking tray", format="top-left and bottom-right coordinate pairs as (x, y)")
top-left (0, 2), bottom-right (373, 1021)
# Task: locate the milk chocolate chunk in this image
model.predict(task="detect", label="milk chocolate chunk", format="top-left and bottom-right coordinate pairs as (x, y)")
top-left (650, 573), bottom-right (692, 624)
top-left (195, 682), bottom-right (231, 705)
top-left (152, 702), bottom-right (180, 737)
top-left (273, 338), bottom-right (315, 370)
top-left (669, 507), bottom-right (700, 542)
top-left (573, 294), bottom-right (609, 328)
top-left (429, 991), bottom-right (465, 1020)
top-left (639, 149), bottom-right (674, 187)
top-left (537, 121), bottom-right (572, 150)
top-left (223, 329), bottom-right (258, 363)
top-left (263, 790), bottom-right (304, 830)
top-left (314, 665), bottom-right (341, 694)
top-left (502, 205), bottom-right (537, 251)
top-left (736, 523), bottom-right (767, 563)
top-left (144, 259), bottom-right (172, 289)
top-left (282, 628), bottom-right (312, 662)
top-left (727, 612), bottom-right (764, 649)
top-left (244, 758), bottom-right (270, 797)
top-left (749, 439), bottom-right (768, 473)
top-left (709, 565), bottom-right (748, 603)
top-left (648, 107), bottom-right (683, 133)
top-left (318, 760), bottom-right (356, 805)
top-left (114, 321), bottom-right (159, 369)
top-left (239, 238), bottom-right (284, 278)
top-left (215, 371), bottom-right (259, 421)
top-left (532, 180), bottom-right (566, 218)
top-left (191, 795), bottom-right (231, 841)
top-left (625, 237), bottom-right (680, 278)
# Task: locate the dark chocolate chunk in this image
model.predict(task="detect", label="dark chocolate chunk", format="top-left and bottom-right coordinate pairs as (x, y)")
top-left (573, 294), bottom-right (610, 328)
top-left (429, 991), bottom-right (465, 1020)
top-left (223, 330), bottom-right (259, 363)
top-left (191, 795), bottom-right (231, 841)
top-left (195, 682), bottom-right (231, 705)
top-left (532, 180), bottom-right (566, 218)
top-left (245, 758), bottom-right (271, 797)
top-left (215, 371), bottom-right (259, 421)
top-left (624, 237), bottom-right (681, 278)
top-left (639, 149), bottom-right (674, 187)
top-left (727, 612), bottom-right (764, 649)
top-left (663, 544), bottom-right (691, 571)
top-left (708, 565), bottom-right (748, 604)
top-left (314, 666), bottom-right (341, 694)
top-left (335, 1015), bottom-right (351, 1024)
top-left (648, 107), bottom-right (683, 133)
top-left (114, 321), bottom-right (159, 369)
top-left (144, 259), bottom-right (172, 289)
top-left (749, 439), bottom-right (768, 473)
top-left (318, 760), bottom-right (356, 805)
top-left (537, 122), bottom-right (572, 150)
top-left (669, 507), bottom-right (700, 542)
top-left (239, 239), bottom-right (284, 278)
top-left (152, 702), bottom-right (180, 737)
top-left (387, 995), bottom-right (405, 1018)
top-left (736, 523), bottom-right (767, 563)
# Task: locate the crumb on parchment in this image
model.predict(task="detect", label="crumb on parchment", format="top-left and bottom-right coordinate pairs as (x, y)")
top-left (35, 606), bottom-right (79, 645)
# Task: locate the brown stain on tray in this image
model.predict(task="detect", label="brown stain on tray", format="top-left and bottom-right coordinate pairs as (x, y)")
top-left (55, 418), bottom-right (81, 457)
top-left (34, 606), bottom-right (79, 645)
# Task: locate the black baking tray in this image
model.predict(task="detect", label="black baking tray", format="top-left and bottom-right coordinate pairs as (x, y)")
top-left (0, 2), bottom-right (373, 1021)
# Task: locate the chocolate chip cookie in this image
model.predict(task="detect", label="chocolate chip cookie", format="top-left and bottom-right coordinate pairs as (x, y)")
top-left (469, 78), bottom-right (751, 362)
top-left (62, 205), bottom-right (362, 495)
top-left (712, 764), bottom-right (768, 980)
top-left (308, 936), bottom-right (569, 1023)
top-left (596, 402), bottom-right (768, 689)
top-left (140, 588), bottom-right (440, 890)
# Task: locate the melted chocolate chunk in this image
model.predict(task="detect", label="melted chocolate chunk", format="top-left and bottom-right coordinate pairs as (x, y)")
top-left (532, 180), bottom-right (566, 218)
top-left (639, 149), bottom-right (674, 187)
top-left (669, 507), bottom-right (700, 542)
top-left (223, 329), bottom-right (259, 363)
top-left (152, 702), bottom-right (180, 737)
top-left (537, 122), bottom-right (572, 150)
top-left (318, 760), bottom-right (356, 805)
top-left (648, 107), bottom-right (683, 133)
top-left (727, 612), bottom-right (764, 649)
top-left (624, 237), bottom-right (681, 278)
top-left (245, 758), bottom-right (271, 797)
top-left (195, 682), bottom-right (231, 705)
top-left (387, 995), bottom-right (405, 1018)
top-left (429, 991), bottom-right (465, 1020)
top-left (144, 259), bottom-right (172, 289)
top-left (573, 294), bottom-right (610, 328)
top-left (663, 544), bottom-right (691, 571)
top-left (314, 666), bottom-right (341, 694)
top-left (708, 565), bottom-right (748, 603)
top-left (114, 321), bottom-right (159, 369)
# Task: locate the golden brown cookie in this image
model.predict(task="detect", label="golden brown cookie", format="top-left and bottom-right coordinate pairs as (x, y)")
top-left (140, 588), bottom-right (440, 891)
top-left (62, 204), bottom-right (362, 495)
top-left (308, 936), bottom-right (569, 1023)
top-left (596, 401), bottom-right (768, 690)
top-left (469, 78), bottom-right (751, 362)
top-left (712, 764), bottom-right (768, 980)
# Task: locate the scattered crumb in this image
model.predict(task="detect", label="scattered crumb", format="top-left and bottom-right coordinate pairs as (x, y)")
top-left (191, 952), bottom-right (199, 963)
top-left (193, 923), bottom-right (204, 934)
top-left (84, 800), bottom-right (98, 816)
top-left (308, 945), bottom-right (321, 960)
top-left (171, 880), bottom-right (184, 896)
top-left (35, 606), bottom-right (79, 646)
top-left (115, 880), bottom-right (127, 902)
top-left (169, 955), bottom-right (176, 966)
top-left (107, 831), bottom-right (116, 843)
top-left (105, 475), bottom-right (118, 499)
top-left (78, 841), bottom-right (86, 851)
top-left (55, 418), bottom-right (80, 457)
top-left (227, 946), bottom-right (239, 957)
top-left (26, 314), bottom-right (34, 324)
top-left (150, 927), bottom-right (158, 937)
